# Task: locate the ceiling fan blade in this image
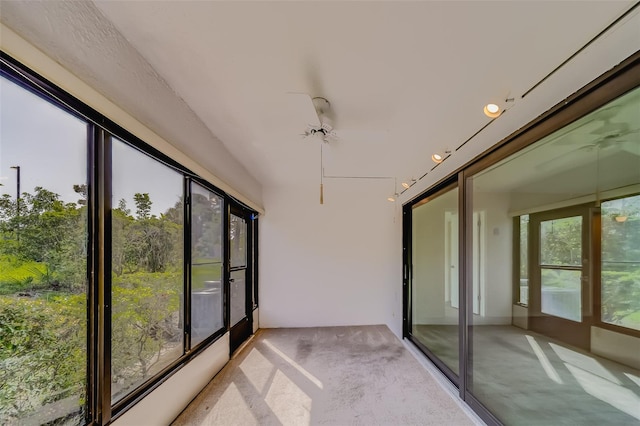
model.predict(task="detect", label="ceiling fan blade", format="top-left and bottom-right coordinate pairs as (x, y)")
top-left (286, 92), bottom-right (321, 127)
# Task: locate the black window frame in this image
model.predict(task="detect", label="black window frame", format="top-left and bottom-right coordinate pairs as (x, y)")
top-left (1, 51), bottom-right (259, 424)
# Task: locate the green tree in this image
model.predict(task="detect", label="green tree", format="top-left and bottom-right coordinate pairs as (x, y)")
top-left (133, 193), bottom-right (152, 219)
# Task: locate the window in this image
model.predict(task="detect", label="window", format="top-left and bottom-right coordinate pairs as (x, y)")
top-left (601, 194), bottom-right (640, 331)
top-left (190, 182), bottom-right (224, 346)
top-left (0, 75), bottom-right (88, 424)
top-left (1, 51), bottom-right (260, 425)
top-left (518, 214), bottom-right (529, 305)
top-left (111, 139), bottom-right (185, 403)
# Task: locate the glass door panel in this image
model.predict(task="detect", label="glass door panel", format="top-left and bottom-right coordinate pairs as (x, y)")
top-left (410, 185), bottom-right (460, 378)
top-left (230, 269), bottom-right (246, 327)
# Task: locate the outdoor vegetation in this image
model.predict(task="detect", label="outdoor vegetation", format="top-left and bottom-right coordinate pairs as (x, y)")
top-left (0, 186), bottom-right (186, 424)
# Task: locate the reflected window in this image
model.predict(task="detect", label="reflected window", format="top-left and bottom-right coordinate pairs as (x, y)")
top-left (519, 215), bottom-right (529, 305)
top-left (601, 194), bottom-right (640, 331)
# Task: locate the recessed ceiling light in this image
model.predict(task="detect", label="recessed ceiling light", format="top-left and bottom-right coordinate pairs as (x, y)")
top-left (401, 182), bottom-right (410, 189)
top-left (387, 196), bottom-right (396, 202)
top-left (484, 103), bottom-right (501, 118)
top-left (431, 153), bottom-right (443, 164)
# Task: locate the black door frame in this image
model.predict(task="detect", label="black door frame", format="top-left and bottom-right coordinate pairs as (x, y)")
top-left (228, 202), bottom-right (254, 354)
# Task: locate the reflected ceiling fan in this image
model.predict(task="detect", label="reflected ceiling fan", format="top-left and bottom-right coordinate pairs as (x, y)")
top-left (552, 105), bottom-right (637, 147)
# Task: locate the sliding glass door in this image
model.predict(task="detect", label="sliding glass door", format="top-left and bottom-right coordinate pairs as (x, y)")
top-left (407, 182), bottom-right (460, 380)
top-left (403, 58), bottom-right (640, 425)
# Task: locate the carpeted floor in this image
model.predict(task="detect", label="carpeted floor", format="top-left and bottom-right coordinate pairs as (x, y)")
top-left (172, 325), bottom-right (475, 426)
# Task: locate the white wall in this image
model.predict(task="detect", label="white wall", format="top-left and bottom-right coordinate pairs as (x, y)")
top-left (259, 181), bottom-right (403, 337)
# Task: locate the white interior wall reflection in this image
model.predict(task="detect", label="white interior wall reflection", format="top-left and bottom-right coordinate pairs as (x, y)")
top-left (471, 192), bottom-right (512, 325)
top-left (412, 189), bottom-right (459, 325)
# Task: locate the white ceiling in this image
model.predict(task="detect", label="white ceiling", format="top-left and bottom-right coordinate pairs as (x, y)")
top-left (1, 1), bottom-right (637, 204)
top-left (89, 1), bottom-right (636, 191)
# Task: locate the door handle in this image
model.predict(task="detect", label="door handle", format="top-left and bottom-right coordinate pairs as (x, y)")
top-left (229, 278), bottom-right (235, 283)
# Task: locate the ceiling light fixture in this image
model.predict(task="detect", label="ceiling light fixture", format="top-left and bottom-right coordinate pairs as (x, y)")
top-left (483, 103), bottom-right (501, 118)
top-left (401, 182), bottom-right (410, 189)
top-left (431, 149), bottom-right (451, 164)
top-left (388, 192), bottom-right (399, 202)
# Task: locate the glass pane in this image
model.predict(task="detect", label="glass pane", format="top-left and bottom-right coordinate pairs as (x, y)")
top-left (540, 217), bottom-right (582, 266)
top-left (191, 184), bottom-right (223, 263)
top-left (191, 182), bottom-right (224, 345)
top-left (467, 86), bottom-right (640, 425)
top-left (0, 76), bottom-right (87, 423)
top-left (541, 269), bottom-right (582, 321)
top-left (230, 270), bottom-right (246, 326)
top-left (601, 195), bottom-right (640, 331)
top-left (111, 139), bottom-right (184, 404)
top-left (411, 187), bottom-right (459, 375)
top-left (519, 215), bottom-right (529, 305)
top-left (230, 214), bottom-right (247, 268)
top-left (191, 264), bottom-right (223, 345)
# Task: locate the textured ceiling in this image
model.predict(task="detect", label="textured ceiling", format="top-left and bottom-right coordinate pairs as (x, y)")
top-left (2, 1), bottom-right (639, 202)
top-left (91, 1), bottom-right (636, 190)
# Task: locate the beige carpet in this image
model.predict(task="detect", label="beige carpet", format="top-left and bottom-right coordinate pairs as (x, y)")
top-left (172, 325), bottom-right (474, 426)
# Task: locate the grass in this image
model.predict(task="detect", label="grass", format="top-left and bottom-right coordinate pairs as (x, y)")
top-left (0, 255), bottom-right (49, 295)
top-left (191, 262), bottom-right (222, 290)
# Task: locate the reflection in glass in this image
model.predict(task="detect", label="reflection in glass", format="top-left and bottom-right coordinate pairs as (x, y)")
top-left (111, 139), bottom-right (184, 403)
top-left (0, 76), bottom-right (87, 424)
top-left (411, 187), bottom-right (459, 375)
top-left (230, 214), bottom-right (247, 268)
top-left (541, 269), bottom-right (582, 321)
top-left (230, 269), bottom-right (246, 327)
top-left (519, 215), bottom-right (529, 305)
top-left (540, 217), bottom-right (582, 266)
top-left (467, 86), bottom-right (640, 424)
top-left (601, 195), bottom-right (640, 331)
top-left (191, 183), bottom-right (224, 345)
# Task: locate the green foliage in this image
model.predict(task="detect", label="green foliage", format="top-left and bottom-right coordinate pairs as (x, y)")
top-left (111, 272), bottom-right (182, 395)
top-left (0, 295), bottom-right (86, 422)
top-left (602, 268), bottom-right (640, 329)
top-left (1, 185), bottom-right (186, 422)
top-left (0, 187), bottom-right (86, 292)
top-left (133, 193), bottom-right (152, 219)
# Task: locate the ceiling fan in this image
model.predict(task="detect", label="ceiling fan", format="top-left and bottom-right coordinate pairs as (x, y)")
top-left (289, 94), bottom-right (338, 143)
